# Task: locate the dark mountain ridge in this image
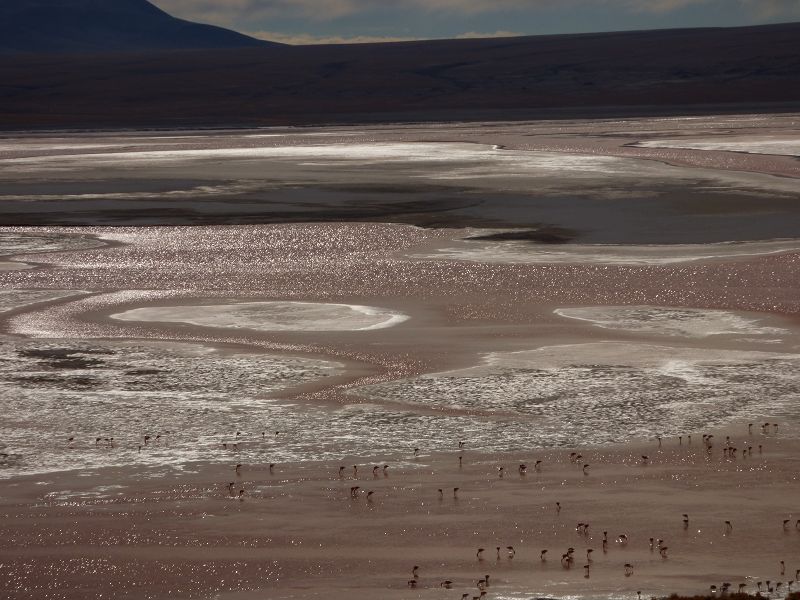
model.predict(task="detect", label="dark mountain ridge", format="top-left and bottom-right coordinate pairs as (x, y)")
top-left (0, 21), bottom-right (798, 129)
top-left (0, 0), bottom-right (277, 53)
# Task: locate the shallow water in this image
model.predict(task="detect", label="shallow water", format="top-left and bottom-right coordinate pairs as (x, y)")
top-left (1, 118), bottom-right (800, 478)
top-left (0, 224), bottom-right (798, 477)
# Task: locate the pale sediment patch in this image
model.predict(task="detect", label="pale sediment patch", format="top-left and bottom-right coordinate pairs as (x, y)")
top-left (0, 181), bottom-right (264, 203)
top-left (0, 290), bottom-right (89, 313)
top-left (554, 305), bottom-right (789, 338)
top-left (4, 141), bottom-right (796, 195)
top-left (413, 236), bottom-right (800, 265)
top-left (110, 301), bottom-right (409, 332)
top-left (634, 136), bottom-right (800, 157)
top-left (0, 261), bottom-right (32, 271)
top-left (360, 342), bottom-right (800, 446)
top-left (0, 230), bottom-right (105, 256)
top-left (0, 335), bottom-right (342, 478)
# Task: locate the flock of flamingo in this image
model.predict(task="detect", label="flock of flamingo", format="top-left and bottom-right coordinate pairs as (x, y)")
top-left (60, 421), bottom-right (797, 599)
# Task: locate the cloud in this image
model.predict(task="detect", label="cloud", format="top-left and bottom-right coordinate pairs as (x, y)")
top-left (455, 30), bottom-right (526, 38)
top-left (153, 0), bottom-right (800, 25)
top-left (614, 0), bottom-right (709, 13)
top-left (156, 0), bottom-right (368, 24)
top-left (739, 0), bottom-right (800, 18)
top-left (248, 31), bottom-right (420, 44)
top-left (249, 29), bottom-right (524, 44)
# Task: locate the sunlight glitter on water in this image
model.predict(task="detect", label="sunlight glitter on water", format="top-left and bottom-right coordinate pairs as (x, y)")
top-left (2, 225), bottom-right (800, 477)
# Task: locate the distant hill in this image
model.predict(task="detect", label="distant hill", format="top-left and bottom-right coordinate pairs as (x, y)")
top-left (0, 0), bottom-right (278, 53)
top-left (0, 21), bottom-right (798, 129)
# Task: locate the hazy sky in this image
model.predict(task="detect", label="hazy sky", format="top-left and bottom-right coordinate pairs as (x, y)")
top-left (152, 0), bottom-right (800, 44)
